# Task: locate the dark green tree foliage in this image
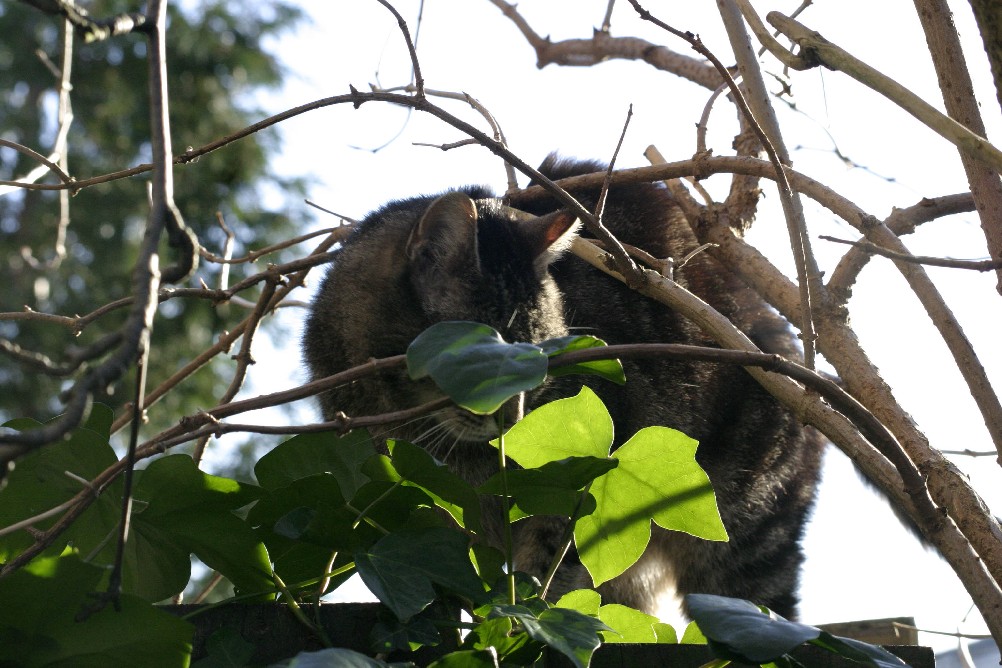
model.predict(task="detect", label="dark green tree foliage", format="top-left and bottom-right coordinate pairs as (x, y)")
top-left (0, 0), bottom-right (306, 426)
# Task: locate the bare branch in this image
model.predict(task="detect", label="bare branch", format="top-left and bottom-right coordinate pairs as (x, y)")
top-left (910, 0), bottom-right (1002, 295)
top-left (766, 12), bottom-right (1002, 176)
top-left (626, 0), bottom-right (821, 370)
top-left (820, 235), bottom-right (1002, 271)
top-left (16, 0), bottom-right (147, 42)
top-left (372, 0), bottom-right (424, 98)
top-left (486, 0), bottom-right (722, 89)
top-left (0, 139), bottom-right (73, 189)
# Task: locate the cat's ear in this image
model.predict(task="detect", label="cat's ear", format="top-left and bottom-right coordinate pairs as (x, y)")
top-left (523, 210), bottom-right (580, 274)
top-left (406, 192), bottom-right (479, 269)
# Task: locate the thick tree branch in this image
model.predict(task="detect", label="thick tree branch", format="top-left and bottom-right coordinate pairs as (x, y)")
top-left (910, 0), bottom-right (1002, 295)
top-left (486, 0), bottom-right (722, 89)
top-left (765, 12), bottom-right (1002, 176)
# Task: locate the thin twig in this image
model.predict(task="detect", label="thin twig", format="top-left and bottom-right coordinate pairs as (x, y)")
top-left (765, 12), bottom-right (1002, 175)
top-left (372, 0), bottom-right (424, 98)
top-left (820, 235), bottom-right (1002, 271)
top-left (594, 105), bottom-right (633, 227)
top-left (628, 0), bottom-right (820, 369)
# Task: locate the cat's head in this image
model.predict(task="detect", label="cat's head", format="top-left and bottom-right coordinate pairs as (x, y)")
top-left (305, 189), bottom-right (580, 450)
top-left (402, 192), bottom-right (579, 442)
top-left (405, 192), bottom-right (579, 339)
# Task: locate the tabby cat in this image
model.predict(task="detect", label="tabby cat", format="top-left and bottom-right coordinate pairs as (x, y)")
top-left (302, 156), bottom-right (824, 619)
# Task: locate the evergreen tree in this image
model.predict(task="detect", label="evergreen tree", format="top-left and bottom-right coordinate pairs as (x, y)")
top-left (0, 0), bottom-right (306, 429)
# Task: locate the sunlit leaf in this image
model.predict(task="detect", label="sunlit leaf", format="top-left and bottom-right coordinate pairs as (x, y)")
top-left (495, 386), bottom-right (613, 467)
top-left (576, 426), bottom-right (726, 586)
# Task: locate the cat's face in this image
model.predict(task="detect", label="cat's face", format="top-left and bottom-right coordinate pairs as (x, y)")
top-left (402, 194), bottom-right (579, 444)
top-left (304, 191), bottom-right (580, 451)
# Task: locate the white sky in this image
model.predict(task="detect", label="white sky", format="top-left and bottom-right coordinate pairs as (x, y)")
top-left (224, 0), bottom-right (1002, 654)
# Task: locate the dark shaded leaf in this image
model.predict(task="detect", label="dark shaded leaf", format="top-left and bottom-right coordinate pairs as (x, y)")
top-left (686, 594), bottom-right (819, 664)
top-left (407, 321), bottom-right (547, 414)
top-left (489, 604), bottom-right (610, 668)
top-left (0, 554), bottom-right (193, 668)
top-left (255, 431), bottom-right (374, 499)
top-left (429, 649), bottom-right (501, 668)
top-left (388, 439), bottom-right (482, 533)
top-left (355, 527), bottom-right (486, 620)
top-left (540, 335), bottom-right (626, 385)
top-left (193, 627), bottom-right (256, 668)
top-left (126, 455), bottom-right (273, 601)
top-left (0, 406), bottom-right (120, 562)
top-left (478, 456), bottom-right (615, 517)
top-left (811, 631), bottom-right (909, 667)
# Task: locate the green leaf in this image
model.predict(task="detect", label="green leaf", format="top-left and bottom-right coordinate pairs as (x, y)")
top-left (406, 321), bottom-right (547, 414)
top-left (463, 615), bottom-right (539, 664)
top-left (429, 649), bottom-right (501, 668)
top-left (555, 589), bottom-right (602, 617)
top-left (371, 608), bottom-right (442, 653)
top-left (0, 407), bottom-right (121, 562)
top-left (654, 622), bottom-right (679, 644)
top-left (255, 430), bottom-right (374, 499)
top-left (193, 627), bottom-right (256, 668)
top-left (490, 604), bottom-right (610, 668)
top-left (597, 604), bottom-right (664, 644)
top-left (496, 386), bottom-right (614, 467)
top-left (540, 335), bottom-right (626, 384)
top-left (0, 553), bottom-right (193, 668)
top-left (126, 455), bottom-right (273, 601)
top-left (811, 631), bottom-right (909, 667)
top-left (248, 473), bottom-right (355, 552)
top-left (478, 456), bottom-right (615, 517)
top-left (575, 426), bottom-right (726, 586)
top-left (680, 620), bottom-right (708, 644)
top-left (388, 439), bottom-right (482, 534)
top-left (355, 527), bottom-right (486, 620)
top-left (686, 594), bottom-right (820, 664)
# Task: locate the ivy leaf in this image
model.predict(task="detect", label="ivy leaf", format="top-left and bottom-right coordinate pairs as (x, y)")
top-left (478, 456), bottom-right (615, 517)
top-left (0, 553), bottom-right (193, 668)
top-left (255, 430), bottom-right (375, 499)
top-left (597, 604), bottom-right (669, 644)
top-left (495, 386), bottom-right (613, 467)
top-left (462, 616), bottom-right (538, 664)
top-left (539, 335), bottom-right (626, 385)
top-left (686, 594), bottom-right (819, 664)
top-left (575, 426), bottom-right (726, 586)
top-left (407, 321), bottom-right (547, 414)
top-left (370, 607), bottom-right (442, 654)
top-left (811, 631), bottom-right (910, 667)
top-left (429, 649), bottom-right (501, 668)
top-left (355, 527), bottom-right (486, 620)
top-left (387, 439), bottom-right (483, 534)
top-left (489, 604), bottom-right (610, 668)
top-left (192, 627), bottom-right (255, 668)
top-left (555, 589), bottom-right (602, 617)
top-left (680, 621), bottom-right (708, 644)
top-left (0, 404), bottom-right (121, 562)
top-left (126, 455), bottom-right (272, 601)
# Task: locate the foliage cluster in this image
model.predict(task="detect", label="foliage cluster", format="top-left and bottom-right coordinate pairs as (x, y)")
top-left (0, 322), bottom-right (908, 667)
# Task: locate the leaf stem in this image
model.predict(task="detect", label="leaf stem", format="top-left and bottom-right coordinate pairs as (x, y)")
top-left (496, 412), bottom-right (516, 606)
top-left (273, 572), bottom-right (333, 648)
top-left (540, 481), bottom-right (593, 601)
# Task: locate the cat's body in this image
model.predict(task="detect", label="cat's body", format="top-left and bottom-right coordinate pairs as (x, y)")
top-left (303, 157), bottom-right (824, 619)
